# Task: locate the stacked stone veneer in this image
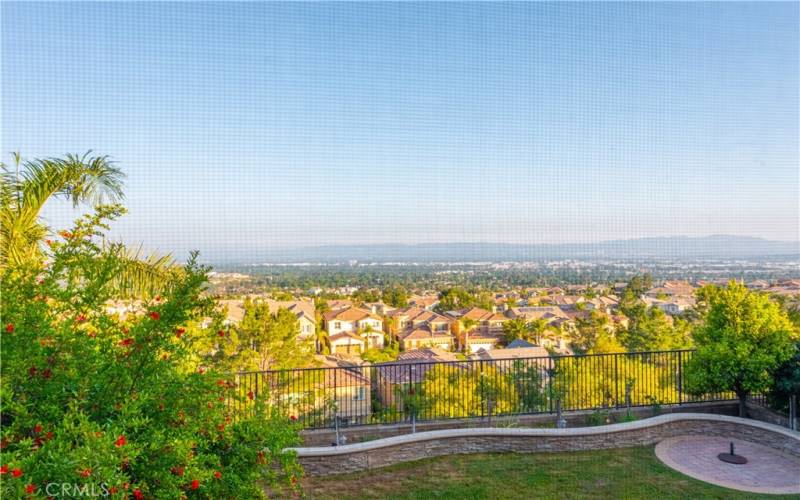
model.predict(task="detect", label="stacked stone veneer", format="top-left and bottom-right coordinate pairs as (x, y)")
top-left (290, 413), bottom-right (800, 475)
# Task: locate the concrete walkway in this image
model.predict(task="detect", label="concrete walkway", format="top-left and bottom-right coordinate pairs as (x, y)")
top-left (655, 435), bottom-right (800, 495)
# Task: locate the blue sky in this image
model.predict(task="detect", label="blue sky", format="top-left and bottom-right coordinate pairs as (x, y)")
top-left (2, 2), bottom-right (798, 261)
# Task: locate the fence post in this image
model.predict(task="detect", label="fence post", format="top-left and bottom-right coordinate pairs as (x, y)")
top-left (613, 354), bottom-right (619, 409)
top-left (548, 356), bottom-right (554, 414)
top-left (333, 368), bottom-right (338, 427)
top-left (677, 351), bottom-right (683, 406)
top-left (407, 363), bottom-right (413, 423)
top-left (254, 373), bottom-right (259, 418)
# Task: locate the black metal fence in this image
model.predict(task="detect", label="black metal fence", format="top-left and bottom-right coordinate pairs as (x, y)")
top-left (230, 349), bottom-right (737, 429)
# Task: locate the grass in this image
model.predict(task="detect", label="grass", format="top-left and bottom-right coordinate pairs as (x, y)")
top-left (300, 446), bottom-right (800, 499)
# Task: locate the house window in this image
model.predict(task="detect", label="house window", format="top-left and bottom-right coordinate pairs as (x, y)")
top-left (353, 387), bottom-right (365, 400)
top-left (334, 322), bottom-right (341, 329)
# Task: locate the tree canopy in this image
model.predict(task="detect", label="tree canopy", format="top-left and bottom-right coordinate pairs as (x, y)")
top-left (684, 281), bottom-right (798, 416)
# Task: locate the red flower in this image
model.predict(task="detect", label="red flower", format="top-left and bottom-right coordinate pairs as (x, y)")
top-left (119, 338), bottom-right (134, 347)
top-left (217, 330), bottom-right (225, 337)
top-left (0, 464), bottom-right (8, 474)
top-left (213, 471), bottom-right (222, 480)
top-left (79, 468), bottom-right (91, 478)
top-left (28, 366), bottom-right (37, 377)
top-left (290, 415), bottom-right (297, 422)
top-left (216, 423), bottom-right (225, 432)
top-left (59, 230), bottom-right (72, 239)
top-left (247, 391), bottom-right (254, 400)
top-left (42, 368), bottom-right (52, 379)
top-left (170, 466), bottom-right (184, 476)
top-left (5, 323), bottom-right (13, 333)
top-left (155, 296), bottom-right (161, 302)
top-left (149, 311), bottom-right (160, 321)
top-left (75, 314), bottom-right (87, 323)
top-left (45, 431), bottom-right (54, 441)
top-left (175, 328), bottom-right (185, 338)
top-left (197, 367), bottom-right (206, 374)
top-left (109, 486), bottom-right (118, 494)
top-left (33, 424), bottom-right (42, 434)
top-left (12, 468), bottom-right (23, 478)
top-left (46, 239), bottom-right (53, 246)
top-left (133, 489), bottom-right (143, 500)
top-left (115, 435), bottom-right (127, 447)
top-left (216, 380), bottom-right (226, 387)
top-left (190, 479), bottom-right (200, 490)
top-left (25, 484), bottom-right (36, 494)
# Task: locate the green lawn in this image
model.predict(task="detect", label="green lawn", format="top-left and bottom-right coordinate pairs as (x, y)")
top-left (300, 446), bottom-right (800, 499)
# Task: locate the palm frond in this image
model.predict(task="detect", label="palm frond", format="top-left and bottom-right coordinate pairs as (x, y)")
top-left (106, 244), bottom-right (179, 299)
top-left (1, 152), bottom-right (125, 269)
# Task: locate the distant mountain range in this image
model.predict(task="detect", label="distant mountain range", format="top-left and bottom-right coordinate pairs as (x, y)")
top-left (228, 235), bottom-right (799, 264)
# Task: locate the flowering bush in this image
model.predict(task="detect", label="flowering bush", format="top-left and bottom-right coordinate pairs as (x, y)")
top-left (0, 206), bottom-right (301, 498)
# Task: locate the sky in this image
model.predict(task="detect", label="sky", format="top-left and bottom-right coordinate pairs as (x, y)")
top-left (2, 2), bottom-right (798, 262)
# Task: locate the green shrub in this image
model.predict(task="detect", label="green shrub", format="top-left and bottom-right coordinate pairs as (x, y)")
top-left (767, 341), bottom-right (800, 415)
top-left (0, 207), bottom-right (301, 498)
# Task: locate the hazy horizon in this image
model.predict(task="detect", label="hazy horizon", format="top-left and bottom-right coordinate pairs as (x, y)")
top-left (3, 2), bottom-right (798, 261)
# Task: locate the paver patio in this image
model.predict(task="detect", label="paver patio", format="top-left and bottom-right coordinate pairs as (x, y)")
top-left (655, 435), bottom-right (800, 495)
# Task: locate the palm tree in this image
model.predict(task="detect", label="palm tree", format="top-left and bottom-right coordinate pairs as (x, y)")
top-left (460, 318), bottom-right (478, 353)
top-left (502, 317), bottom-right (529, 343)
top-left (1, 152), bottom-right (175, 297)
top-left (527, 318), bottom-right (551, 345)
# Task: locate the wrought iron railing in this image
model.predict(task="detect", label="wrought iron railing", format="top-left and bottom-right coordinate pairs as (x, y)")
top-left (229, 349), bottom-right (737, 429)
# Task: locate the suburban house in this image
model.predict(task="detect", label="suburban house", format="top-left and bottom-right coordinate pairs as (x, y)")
top-left (645, 281), bottom-right (696, 298)
top-left (386, 307), bottom-right (455, 350)
top-left (462, 330), bottom-right (502, 353)
top-left (262, 355), bottom-right (371, 425)
top-left (471, 344), bottom-right (550, 363)
top-left (323, 306), bottom-right (384, 351)
top-left (582, 296), bottom-right (620, 313)
top-left (363, 301), bottom-right (395, 316)
top-left (216, 298), bottom-right (316, 342)
top-left (445, 307), bottom-right (510, 353)
top-left (328, 331), bottom-right (366, 355)
top-left (399, 326), bottom-right (455, 350)
top-left (540, 295), bottom-right (585, 310)
top-left (375, 348), bottom-right (461, 409)
top-left (470, 343), bottom-right (552, 378)
top-left (407, 294), bottom-right (440, 310)
top-left (507, 306), bottom-right (570, 324)
top-left (263, 299), bottom-right (316, 341)
top-left (642, 296), bottom-right (696, 315)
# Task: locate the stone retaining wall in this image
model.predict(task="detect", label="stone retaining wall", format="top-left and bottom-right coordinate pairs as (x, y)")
top-left (290, 413), bottom-right (800, 476)
top-left (300, 401), bottom-right (738, 446)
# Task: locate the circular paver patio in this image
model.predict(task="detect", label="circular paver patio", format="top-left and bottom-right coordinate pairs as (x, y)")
top-left (655, 436), bottom-right (800, 495)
